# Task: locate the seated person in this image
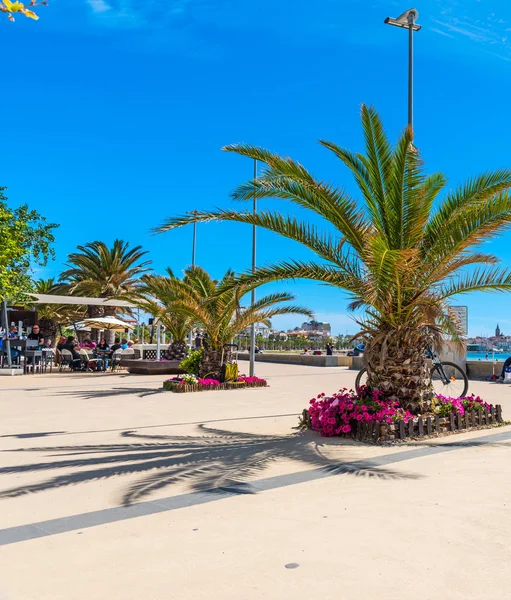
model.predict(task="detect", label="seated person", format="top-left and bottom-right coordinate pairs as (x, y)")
top-left (25, 325), bottom-right (44, 366)
top-left (97, 338), bottom-right (110, 352)
top-left (0, 335), bottom-right (20, 361)
top-left (110, 338), bottom-right (122, 353)
top-left (500, 356), bottom-right (511, 380)
top-left (95, 338), bottom-right (111, 371)
top-left (27, 324), bottom-right (43, 343)
top-left (80, 338), bottom-right (96, 350)
top-left (60, 335), bottom-right (83, 370)
top-left (121, 338), bottom-right (128, 350)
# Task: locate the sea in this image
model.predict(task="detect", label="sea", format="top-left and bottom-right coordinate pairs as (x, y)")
top-left (466, 351), bottom-right (511, 362)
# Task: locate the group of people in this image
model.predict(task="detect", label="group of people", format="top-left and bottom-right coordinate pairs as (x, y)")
top-left (56, 336), bottom-right (135, 371)
top-left (1, 323), bottom-right (140, 372)
top-left (301, 344), bottom-right (334, 356)
top-left (1, 324), bottom-right (52, 363)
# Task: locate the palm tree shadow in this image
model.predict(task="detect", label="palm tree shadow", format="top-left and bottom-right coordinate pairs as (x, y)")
top-left (0, 425), bottom-right (420, 506)
top-left (56, 387), bottom-right (165, 399)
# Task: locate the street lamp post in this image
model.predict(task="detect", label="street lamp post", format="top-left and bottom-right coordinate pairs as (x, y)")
top-left (384, 8), bottom-right (421, 129)
top-left (187, 210), bottom-right (199, 349)
top-left (249, 159), bottom-right (257, 377)
top-left (1, 299), bottom-right (11, 368)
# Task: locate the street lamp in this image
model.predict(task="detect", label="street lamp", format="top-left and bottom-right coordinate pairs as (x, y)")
top-left (187, 209), bottom-right (199, 268)
top-left (249, 159), bottom-right (257, 377)
top-left (384, 8), bottom-right (421, 129)
top-left (187, 209), bottom-right (199, 349)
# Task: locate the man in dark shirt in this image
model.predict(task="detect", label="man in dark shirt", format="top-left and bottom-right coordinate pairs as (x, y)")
top-left (27, 324), bottom-right (43, 343)
top-left (110, 338), bottom-right (122, 353)
top-left (59, 336), bottom-right (82, 370)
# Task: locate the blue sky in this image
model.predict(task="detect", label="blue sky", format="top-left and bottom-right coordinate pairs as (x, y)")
top-left (5, 0), bottom-right (511, 336)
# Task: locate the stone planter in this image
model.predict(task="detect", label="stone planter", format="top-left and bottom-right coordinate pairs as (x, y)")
top-left (123, 360), bottom-right (185, 375)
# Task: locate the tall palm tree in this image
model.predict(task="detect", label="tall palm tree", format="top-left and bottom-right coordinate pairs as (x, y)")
top-left (159, 266), bottom-right (312, 378)
top-left (60, 239), bottom-right (151, 342)
top-left (29, 278), bottom-right (85, 344)
top-left (136, 269), bottom-right (194, 362)
top-left (156, 105), bottom-right (511, 412)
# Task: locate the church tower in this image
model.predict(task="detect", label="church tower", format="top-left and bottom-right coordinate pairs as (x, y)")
top-left (496, 324), bottom-right (501, 337)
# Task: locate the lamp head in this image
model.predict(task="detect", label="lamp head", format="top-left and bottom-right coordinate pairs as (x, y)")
top-left (384, 8), bottom-right (421, 31)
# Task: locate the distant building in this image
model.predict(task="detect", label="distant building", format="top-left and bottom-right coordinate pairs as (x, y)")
top-left (496, 324), bottom-right (503, 337)
top-left (287, 324), bottom-right (331, 343)
top-left (301, 320), bottom-right (331, 333)
top-left (253, 325), bottom-right (271, 339)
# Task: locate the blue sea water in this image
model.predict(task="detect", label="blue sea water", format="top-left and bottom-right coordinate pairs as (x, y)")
top-left (466, 351), bottom-right (511, 362)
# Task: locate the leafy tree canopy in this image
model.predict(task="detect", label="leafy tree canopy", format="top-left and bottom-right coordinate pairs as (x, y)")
top-left (0, 188), bottom-right (57, 301)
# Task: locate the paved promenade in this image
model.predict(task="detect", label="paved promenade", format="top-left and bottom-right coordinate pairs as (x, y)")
top-left (0, 364), bottom-right (510, 599)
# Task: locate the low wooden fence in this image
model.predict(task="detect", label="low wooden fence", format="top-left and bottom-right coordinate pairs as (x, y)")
top-left (163, 380), bottom-right (268, 393)
top-left (302, 404), bottom-right (504, 443)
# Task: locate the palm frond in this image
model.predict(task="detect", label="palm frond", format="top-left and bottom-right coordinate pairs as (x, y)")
top-left (438, 267), bottom-right (511, 299)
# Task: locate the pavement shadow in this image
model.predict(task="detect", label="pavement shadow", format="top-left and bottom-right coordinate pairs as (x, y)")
top-left (56, 387), bottom-right (165, 399)
top-left (0, 426), bottom-right (419, 506)
top-left (0, 431), bottom-right (66, 439)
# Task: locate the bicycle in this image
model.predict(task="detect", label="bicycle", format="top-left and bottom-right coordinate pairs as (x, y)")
top-left (354, 346), bottom-right (468, 398)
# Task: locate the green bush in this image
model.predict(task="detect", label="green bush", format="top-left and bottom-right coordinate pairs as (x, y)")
top-left (179, 349), bottom-right (203, 375)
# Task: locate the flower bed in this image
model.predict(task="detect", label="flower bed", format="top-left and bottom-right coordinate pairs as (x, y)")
top-left (301, 388), bottom-right (504, 443)
top-left (163, 374), bottom-right (268, 393)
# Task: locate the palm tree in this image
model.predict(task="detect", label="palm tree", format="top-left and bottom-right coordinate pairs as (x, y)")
top-left (60, 239), bottom-right (151, 342)
top-left (30, 278), bottom-right (85, 344)
top-left (158, 266), bottom-right (312, 378)
top-left (136, 269), bottom-right (193, 362)
top-left (156, 105), bottom-right (511, 412)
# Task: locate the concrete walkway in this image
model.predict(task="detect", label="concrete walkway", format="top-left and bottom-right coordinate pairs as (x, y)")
top-left (0, 364), bottom-right (510, 599)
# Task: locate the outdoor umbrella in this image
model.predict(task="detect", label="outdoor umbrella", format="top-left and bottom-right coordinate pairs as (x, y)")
top-left (78, 317), bottom-right (134, 331)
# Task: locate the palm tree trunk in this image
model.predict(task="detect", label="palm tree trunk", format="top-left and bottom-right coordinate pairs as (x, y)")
top-left (87, 305), bottom-right (104, 343)
top-left (38, 317), bottom-right (57, 346)
top-left (102, 306), bottom-right (117, 345)
top-left (364, 330), bottom-right (432, 414)
top-left (199, 347), bottom-right (233, 380)
top-left (166, 339), bottom-right (187, 362)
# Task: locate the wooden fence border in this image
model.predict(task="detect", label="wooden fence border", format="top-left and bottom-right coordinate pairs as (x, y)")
top-left (163, 380), bottom-right (268, 393)
top-left (303, 404), bottom-right (504, 443)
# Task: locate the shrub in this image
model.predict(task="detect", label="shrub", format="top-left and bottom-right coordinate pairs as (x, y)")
top-left (179, 349), bottom-right (203, 375)
top-left (197, 378), bottom-right (221, 386)
top-left (238, 375), bottom-right (266, 384)
top-left (432, 394), bottom-right (491, 417)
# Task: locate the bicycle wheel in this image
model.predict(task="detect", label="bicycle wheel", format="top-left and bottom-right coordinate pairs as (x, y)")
top-left (431, 362), bottom-right (468, 398)
top-left (355, 368), bottom-right (368, 393)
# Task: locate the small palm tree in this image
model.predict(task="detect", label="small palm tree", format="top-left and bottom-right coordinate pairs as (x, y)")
top-left (30, 278), bottom-right (85, 344)
top-left (156, 106), bottom-right (511, 412)
top-left (136, 269), bottom-right (194, 362)
top-left (60, 239), bottom-right (151, 342)
top-left (159, 266), bottom-right (312, 378)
